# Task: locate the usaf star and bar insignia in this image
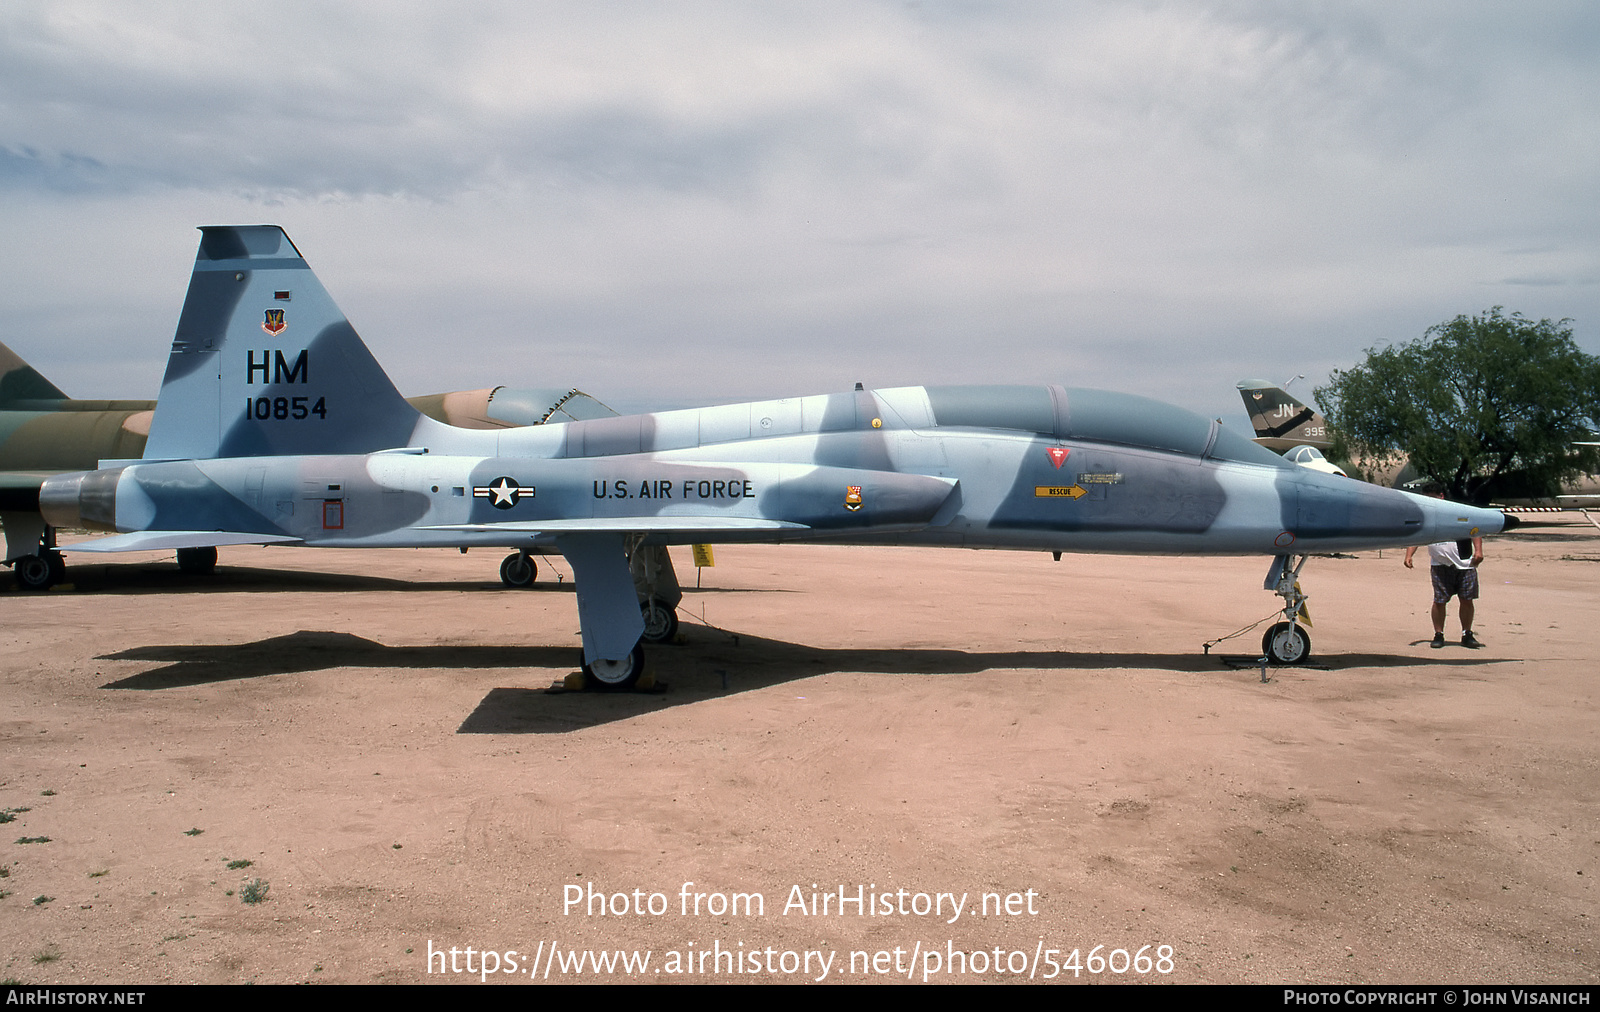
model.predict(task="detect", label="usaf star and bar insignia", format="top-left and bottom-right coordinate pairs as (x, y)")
top-left (474, 476), bottom-right (536, 509)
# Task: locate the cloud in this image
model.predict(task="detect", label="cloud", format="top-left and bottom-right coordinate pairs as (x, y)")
top-left (1, 2), bottom-right (1597, 417)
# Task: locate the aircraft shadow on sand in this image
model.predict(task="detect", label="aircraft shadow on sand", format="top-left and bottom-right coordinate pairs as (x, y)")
top-left (26, 561), bottom-right (795, 596)
top-left (96, 628), bottom-right (1511, 734)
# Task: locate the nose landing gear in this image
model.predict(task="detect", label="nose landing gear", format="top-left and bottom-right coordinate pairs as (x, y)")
top-left (1262, 621), bottom-right (1311, 665)
top-left (1262, 554), bottom-right (1312, 667)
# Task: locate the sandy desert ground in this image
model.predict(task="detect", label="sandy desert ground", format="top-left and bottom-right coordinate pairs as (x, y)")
top-left (1, 526), bottom-right (1595, 985)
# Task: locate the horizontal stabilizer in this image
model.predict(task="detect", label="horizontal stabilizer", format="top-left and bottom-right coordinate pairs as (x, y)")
top-left (62, 532), bottom-right (303, 553)
top-left (423, 517), bottom-right (810, 534)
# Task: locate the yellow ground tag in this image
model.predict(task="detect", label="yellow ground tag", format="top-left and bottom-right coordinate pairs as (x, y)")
top-left (692, 544), bottom-right (715, 568)
top-left (1295, 582), bottom-right (1312, 626)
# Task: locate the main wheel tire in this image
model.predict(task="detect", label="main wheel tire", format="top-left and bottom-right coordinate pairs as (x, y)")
top-left (176, 546), bottom-right (218, 574)
top-left (499, 552), bottom-right (537, 587)
top-left (1262, 622), bottom-right (1311, 665)
top-left (14, 554), bottom-right (55, 591)
top-left (46, 552), bottom-right (66, 584)
top-left (583, 641), bottom-right (646, 691)
top-left (640, 600), bottom-right (679, 644)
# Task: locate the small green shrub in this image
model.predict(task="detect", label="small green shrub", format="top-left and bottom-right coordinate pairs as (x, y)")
top-left (240, 879), bottom-right (269, 905)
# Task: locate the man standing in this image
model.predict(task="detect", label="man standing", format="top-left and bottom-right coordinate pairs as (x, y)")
top-left (1404, 534), bottom-right (1486, 649)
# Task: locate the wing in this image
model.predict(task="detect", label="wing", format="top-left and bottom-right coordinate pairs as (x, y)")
top-left (61, 532), bottom-right (303, 553)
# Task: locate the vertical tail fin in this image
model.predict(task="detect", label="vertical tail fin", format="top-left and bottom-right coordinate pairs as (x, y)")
top-left (1236, 379), bottom-right (1333, 452)
top-left (0, 341), bottom-right (70, 406)
top-left (143, 225), bottom-right (421, 460)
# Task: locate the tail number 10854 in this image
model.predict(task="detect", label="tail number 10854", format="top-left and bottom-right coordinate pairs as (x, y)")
top-left (247, 396), bottom-right (328, 421)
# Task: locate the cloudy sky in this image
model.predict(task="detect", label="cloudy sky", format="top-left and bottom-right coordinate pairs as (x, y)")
top-left (2, 1), bottom-right (1596, 426)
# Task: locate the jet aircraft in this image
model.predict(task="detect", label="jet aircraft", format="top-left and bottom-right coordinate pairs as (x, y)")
top-left (0, 339), bottom-right (617, 589)
top-left (1237, 379), bottom-right (1336, 454)
top-left (1237, 379), bottom-right (1600, 512)
top-left (39, 226), bottom-right (1514, 685)
top-left (1236, 380), bottom-right (1350, 478)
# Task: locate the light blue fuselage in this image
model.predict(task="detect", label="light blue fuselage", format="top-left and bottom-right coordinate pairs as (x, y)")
top-left (67, 383), bottom-right (1496, 558)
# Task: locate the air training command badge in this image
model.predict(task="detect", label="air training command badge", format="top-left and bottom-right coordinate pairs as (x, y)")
top-left (262, 309), bottom-right (286, 336)
top-left (845, 485), bottom-right (863, 511)
top-left (1046, 446), bottom-right (1069, 469)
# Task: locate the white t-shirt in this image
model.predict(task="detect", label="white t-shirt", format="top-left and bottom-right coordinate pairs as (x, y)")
top-left (1426, 540), bottom-right (1476, 569)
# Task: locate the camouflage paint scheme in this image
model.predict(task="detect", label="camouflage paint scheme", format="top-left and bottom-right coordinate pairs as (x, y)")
top-left (39, 227), bottom-right (1512, 684)
top-left (1236, 379), bottom-right (1335, 454)
top-left (0, 342), bottom-right (615, 564)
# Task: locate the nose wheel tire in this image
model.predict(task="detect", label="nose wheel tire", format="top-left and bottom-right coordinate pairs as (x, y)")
top-left (583, 642), bottom-right (646, 691)
top-left (1262, 622), bottom-right (1311, 665)
top-left (499, 552), bottom-right (537, 587)
top-left (640, 600), bottom-right (679, 644)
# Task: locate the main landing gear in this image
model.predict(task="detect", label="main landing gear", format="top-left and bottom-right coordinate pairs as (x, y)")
top-left (498, 545), bottom-right (683, 646)
top-left (631, 541), bottom-right (683, 646)
top-left (499, 551), bottom-right (537, 587)
top-left (1261, 554), bottom-right (1312, 666)
top-left (641, 598), bottom-right (679, 644)
top-left (547, 536), bottom-right (687, 692)
top-left (572, 539), bottom-right (687, 691)
top-left (177, 546), bottom-right (218, 575)
top-left (582, 641), bottom-right (648, 691)
top-left (13, 551), bottom-right (64, 591)
top-left (7, 520), bottom-right (64, 591)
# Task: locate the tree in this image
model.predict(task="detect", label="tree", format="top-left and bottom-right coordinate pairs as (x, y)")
top-left (1315, 308), bottom-right (1600, 503)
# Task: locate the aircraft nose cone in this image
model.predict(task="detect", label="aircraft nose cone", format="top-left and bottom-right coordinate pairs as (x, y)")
top-left (1500, 511), bottom-right (1522, 533)
top-left (1295, 477), bottom-right (1425, 540)
top-left (1405, 491), bottom-right (1512, 542)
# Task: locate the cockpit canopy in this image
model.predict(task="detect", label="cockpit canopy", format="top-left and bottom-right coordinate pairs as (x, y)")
top-left (1285, 445), bottom-right (1326, 464)
top-left (924, 385), bottom-right (1290, 468)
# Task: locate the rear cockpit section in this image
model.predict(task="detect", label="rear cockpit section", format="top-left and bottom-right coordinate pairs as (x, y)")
top-left (923, 385), bottom-right (1058, 435)
top-left (925, 385), bottom-right (1290, 468)
top-left (557, 388), bottom-right (921, 457)
top-left (544, 383), bottom-right (1289, 467)
top-left (1206, 424), bottom-right (1296, 468)
top-left (1058, 387), bottom-right (1211, 456)
top-left (410, 387), bottom-right (619, 430)
top-left (488, 388), bottom-right (619, 426)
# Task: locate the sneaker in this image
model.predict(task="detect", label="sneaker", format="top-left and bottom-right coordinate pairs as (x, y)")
top-left (1462, 631), bottom-right (1483, 649)
top-left (1431, 633), bottom-right (1446, 649)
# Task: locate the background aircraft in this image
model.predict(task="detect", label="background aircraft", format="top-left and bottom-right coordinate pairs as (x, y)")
top-left (1237, 379), bottom-right (1357, 479)
top-left (39, 227), bottom-right (1512, 684)
top-left (1236, 379), bottom-right (1335, 453)
top-left (1, 339), bottom-right (617, 588)
top-left (1237, 379), bottom-right (1600, 513)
